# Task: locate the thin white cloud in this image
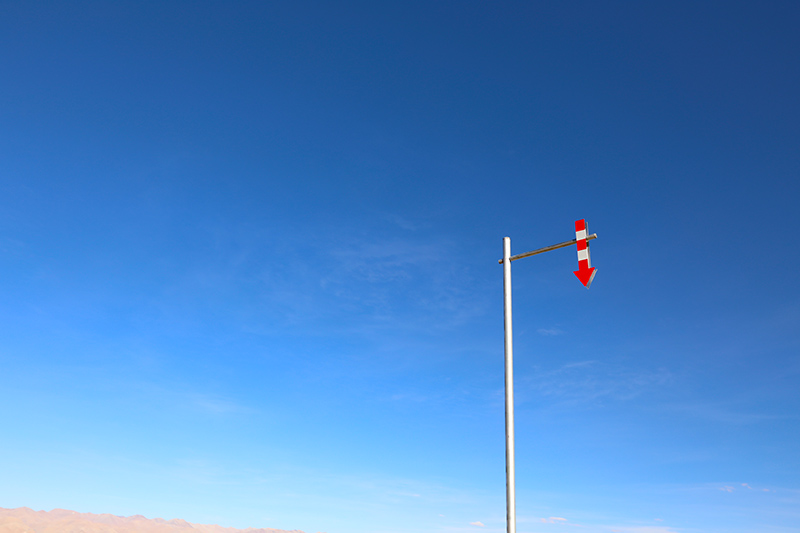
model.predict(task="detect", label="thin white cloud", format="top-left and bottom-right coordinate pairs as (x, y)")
top-left (319, 236), bottom-right (488, 329)
top-left (469, 521), bottom-right (485, 527)
top-left (662, 402), bottom-right (787, 425)
top-left (537, 327), bottom-right (564, 336)
top-left (521, 360), bottom-right (671, 407)
top-left (560, 360), bottom-right (595, 369)
top-left (381, 212), bottom-right (419, 231)
top-left (540, 517), bottom-right (568, 523)
top-left (611, 526), bottom-right (678, 533)
top-left (387, 490), bottom-right (421, 498)
top-left (189, 393), bottom-right (254, 415)
top-left (388, 392), bottom-right (429, 403)
top-left (131, 381), bottom-right (255, 417)
top-left (720, 486), bottom-right (735, 492)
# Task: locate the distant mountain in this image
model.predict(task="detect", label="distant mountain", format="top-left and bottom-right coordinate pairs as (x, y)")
top-left (0, 507), bottom-right (308, 533)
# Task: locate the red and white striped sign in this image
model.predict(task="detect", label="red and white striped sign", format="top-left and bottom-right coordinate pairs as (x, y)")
top-left (573, 219), bottom-right (597, 288)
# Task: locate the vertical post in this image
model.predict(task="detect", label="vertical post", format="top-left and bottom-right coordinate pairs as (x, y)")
top-left (502, 237), bottom-right (516, 533)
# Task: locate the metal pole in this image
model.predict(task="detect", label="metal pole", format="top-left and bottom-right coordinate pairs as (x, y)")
top-left (502, 236), bottom-right (516, 533)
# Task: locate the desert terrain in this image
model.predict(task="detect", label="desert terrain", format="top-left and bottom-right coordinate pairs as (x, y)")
top-left (0, 508), bottom-right (306, 533)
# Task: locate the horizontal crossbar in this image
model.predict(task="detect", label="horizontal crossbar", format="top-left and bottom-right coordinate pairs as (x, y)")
top-left (498, 233), bottom-right (597, 264)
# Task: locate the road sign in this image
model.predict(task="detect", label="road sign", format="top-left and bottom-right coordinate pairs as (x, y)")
top-left (573, 219), bottom-right (597, 288)
top-left (499, 221), bottom-right (599, 533)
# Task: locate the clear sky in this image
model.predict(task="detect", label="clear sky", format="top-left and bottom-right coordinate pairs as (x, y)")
top-left (1, 2), bottom-right (799, 533)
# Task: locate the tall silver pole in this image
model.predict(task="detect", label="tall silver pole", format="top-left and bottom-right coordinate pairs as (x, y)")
top-left (502, 236), bottom-right (516, 533)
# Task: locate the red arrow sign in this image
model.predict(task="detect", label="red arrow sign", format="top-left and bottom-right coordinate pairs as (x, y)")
top-left (573, 219), bottom-right (597, 288)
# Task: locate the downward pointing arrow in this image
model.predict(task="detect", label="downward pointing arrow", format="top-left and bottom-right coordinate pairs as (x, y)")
top-left (573, 219), bottom-right (597, 288)
top-left (574, 263), bottom-right (597, 288)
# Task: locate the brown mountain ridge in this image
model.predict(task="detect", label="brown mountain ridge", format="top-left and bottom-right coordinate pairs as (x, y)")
top-left (0, 507), bottom-right (310, 533)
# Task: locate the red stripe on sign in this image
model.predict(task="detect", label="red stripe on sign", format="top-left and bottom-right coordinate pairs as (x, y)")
top-left (579, 259), bottom-right (589, 269)
top-left (575, 219), bottom-right (586, 232)
top-left (577, 239), bottom-right (587, 251)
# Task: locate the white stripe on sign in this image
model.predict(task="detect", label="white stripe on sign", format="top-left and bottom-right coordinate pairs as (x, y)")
top-left (576, 229), bottom-right (587, 241)
top-left (578, 249), bottom-right (590, 261)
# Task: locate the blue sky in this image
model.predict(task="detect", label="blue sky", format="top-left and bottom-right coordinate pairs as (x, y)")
top-left (1, 2), bottom-right (799, 533)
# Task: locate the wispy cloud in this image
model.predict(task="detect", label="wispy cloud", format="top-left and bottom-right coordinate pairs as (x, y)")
top-left (381, 212), bottom-right (420, 231)
top-left (661, 402), bottom-right (787, 425)
top-left (387, 391), bottom-right (431, 403)
top-left (519, 360), bottom-right (672, 407)
top-left (187, 393), bottom-right (255, 415)
top-left (327, 240), bottom-right (439, 284)
top-left (469, 521), bottom-right (485, 527)
top-left (537, 327), bottom-right (564, 336)
top-left (317, 236), bottom-right (489, 331)
top-left (103, 376), bottom-right (256, 419)
top-left (611, 526), bottom-right (678, 533)
top-left (715, 482), bottom-right (773, 493)
top-left (540, 516), bottom-right (568, 523)
top-left (234, 232), bottom-right (487, 335)
top-left (0, 235), bottom-right (26, 256)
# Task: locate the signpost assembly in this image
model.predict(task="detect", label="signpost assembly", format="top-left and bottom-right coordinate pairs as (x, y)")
top-left (498, 219), bottom-right (598, 533)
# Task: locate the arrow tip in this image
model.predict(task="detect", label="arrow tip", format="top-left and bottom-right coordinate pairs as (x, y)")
top-left (574, 267), bottom-right (597, 288)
